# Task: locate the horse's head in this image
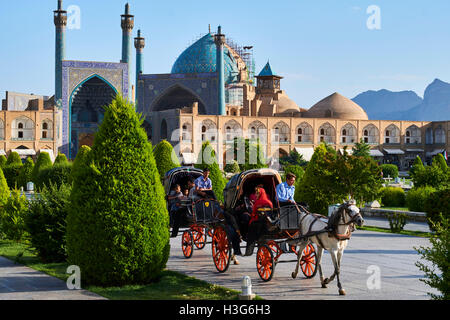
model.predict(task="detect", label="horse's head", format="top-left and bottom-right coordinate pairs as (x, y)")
top-left (342, 200), bottom-right (364, 227)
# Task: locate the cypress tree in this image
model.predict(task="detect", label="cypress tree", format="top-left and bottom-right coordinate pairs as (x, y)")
top-left (0, 167), bottom-right (9, 208)
top-left (153, 140), bottom-right (180, 179)
top-left (6, 152), bottom-right (22, 166)
top-left (32, 152), bottom-right (53, 184)
top-left (195, 141), bottom-right (227, 202)
top-left (54, 153), bottom-right (69, 165)
top-left (70, 145), bottom-right (91, 184)
top-left (18, 157), bottom-right (34, 189)
top-left (3, 152), bottom-right (23, 189)
top-left (66, 95), bottom-right (169, 286)
top-left (0, 155), bottom-right (6, 169)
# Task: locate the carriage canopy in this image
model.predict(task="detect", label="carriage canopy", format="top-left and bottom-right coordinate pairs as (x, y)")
top-left (163, 166), bottom-right (204, 195)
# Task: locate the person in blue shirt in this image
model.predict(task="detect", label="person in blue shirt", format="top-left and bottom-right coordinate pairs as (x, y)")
top-left (195, 168), bottom-right (216, 200)
top-left (276, 173), bottom-right (297, 206)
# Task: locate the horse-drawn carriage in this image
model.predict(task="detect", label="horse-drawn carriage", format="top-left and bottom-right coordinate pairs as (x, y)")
top-left (164, 167), bottom-right (233, 272)
top-left (223, 168), bottom-right (318, 282)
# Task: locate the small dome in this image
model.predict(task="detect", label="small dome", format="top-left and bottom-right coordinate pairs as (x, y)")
top-left (171, 33), bottom-right (239, 84)
top-left (305, 92), bottom-right (369, 120)
top-left (276, 95), bottom-right (300, 114)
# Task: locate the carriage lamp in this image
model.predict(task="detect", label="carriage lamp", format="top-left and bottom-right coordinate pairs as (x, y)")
top-left (239, 276), bottom-right (255, 300)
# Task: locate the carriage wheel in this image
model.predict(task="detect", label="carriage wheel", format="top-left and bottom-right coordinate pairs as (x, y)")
top-left (206, 227), bottom-right (214, 238)
top-left (192, 226), bottom-right (207, 250)
top-left (256, 245), bottom-right (275, 282)
top-left (267, 241), bottom-right (282, 262)
top-left (181, 230), bottom-right (194, 259)
top-left (300, 244), bottom-right (318, 279)
top-left (211, 226), bottom-right (231, 273)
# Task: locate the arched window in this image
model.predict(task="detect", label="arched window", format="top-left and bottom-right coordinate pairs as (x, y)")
top-left (41, 119), bottom-right (53, 140)
top-left (181, 122), bottom-right (191, 142)
top-left (296, 122), bottom-right (313, 143)
top-left (341, 123), bottom-right (357, 144)
top-left (362, 124), bottom-right (379, 144)
top-left (0, 119), bottom-right (4, 140)
top-left (160, 119), bottom-right (168, 140)
top-left (201, 120), bottom-right (217, 142)
top-left (405, 125), bottom-right (421, 144)
top-left (384, 124), bottom-right (400, 144)
top-left (426, 127), bottom-right (433, 144)
top-left (12, 117), bottom-right (34, 140)
top-left (248, 121), bottom-right (266, 142)
top-left (318, 123), bottom-right (335, 144)
top-left (272, 122), bottom-right (290, 143)
top-left (224, 120), bottom-right (242, 142)
top-left (435, 126), bottom-right (446, 144)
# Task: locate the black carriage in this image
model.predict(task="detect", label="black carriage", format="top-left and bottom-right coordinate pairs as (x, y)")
top-left (224, 168), bottom-right (318, 281)
top-left (164, 167), bottom-right (233, 272)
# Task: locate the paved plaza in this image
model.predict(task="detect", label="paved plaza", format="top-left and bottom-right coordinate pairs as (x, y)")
top-left (0, 257), bottom-right (105, 300)
top-left (167, 229), bottom-right (438, 300)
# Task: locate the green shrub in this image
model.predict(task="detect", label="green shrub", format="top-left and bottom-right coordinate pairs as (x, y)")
top-left (36, 162), bottom-right (73, 189)
top-left (381, 164), bottom-right (399, 179)
top-left (2, 164), bottom-right (22, 189)
top-left (6, 152), bottom-right (22, 166)
top-left (387, 212), bottom-right (407, 232)
top-left (70, 145), bottom-right (91, 184)
top-left (224, 160), bottom-right (240, 174)
top-left (66, 95), bottom-right (170, 286)
top-left (380, 187), bottom-right (405, 207)
top-left (54, 153), bottom-right (69, 165)
top-left (0, 167), bottom-right (9, 208)
top-left (411, 164), bottom-right (449, 189)
top-left (0, 155), bottom-right (6, 169)
top-left (17, 157), bottom-right (34, 190)
top-left (415, 215), bottom-right (450, 300)
top-left (153, 140), bottom-right (180, 179)
top-left (0, 189), bottom-right (29, 241)
top-left (25, 183), bottom-right (71, 262)
top-left (195, 141), bottom-right (227, 203)
top-left (424, 188), bottom-right (450, 232)
top-left (32, 152), bottom-right (53, 184)
top-left (406, 186), bottom-right (436, 212)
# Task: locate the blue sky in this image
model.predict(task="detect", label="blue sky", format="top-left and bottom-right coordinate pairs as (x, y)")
top-left (1, 0), bottom-right (449, 107)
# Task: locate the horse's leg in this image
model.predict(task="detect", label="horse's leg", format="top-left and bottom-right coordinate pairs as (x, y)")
top-left (315, 243), bottom-right (327, 288)
top-left (323, 247), bottom-right (339, 285)
top-left (335, 248), bottom-right (345, 295)
top-left (291, 241), bottom-right (308, 279)
top-left (327, 248), bottom-right (345, 295)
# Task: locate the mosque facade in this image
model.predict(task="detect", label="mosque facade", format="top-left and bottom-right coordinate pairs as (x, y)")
top-left (0, 1), bottom-right (449, 170)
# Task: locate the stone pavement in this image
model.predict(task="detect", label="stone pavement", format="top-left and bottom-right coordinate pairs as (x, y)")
top-left (167, 229), bottom-right (438, 300)
top-left (0, 257), bottom-right (105, 300)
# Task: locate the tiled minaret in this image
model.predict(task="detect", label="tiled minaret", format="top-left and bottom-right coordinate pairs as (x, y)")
top-left (121, 3), bottom-right (134, 100)
top-left (54, 0), bottom-right (67, 108)
top-left (134, 30), bottom-right (145, 109)
top-left (214, 26), bottom-right (226, 115)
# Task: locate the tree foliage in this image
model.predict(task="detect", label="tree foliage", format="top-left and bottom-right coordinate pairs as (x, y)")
top-left (227, 137), bottom-right (267, 171)
top-left (153, 140), bottom-right (181, 179)
top-left (352, 138), bottom-right (371, 158)
top-left (32, 152), bottom-right (53, 184)
top-left (66, 95), bottom-right (170, 286)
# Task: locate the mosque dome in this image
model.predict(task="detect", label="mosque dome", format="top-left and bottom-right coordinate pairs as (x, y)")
top-left (304, 92), bottom-right (369, 120)
top-left (171, 33), bottom-right (240, 84)
top-left (276, 95), bottom-right (301, 114)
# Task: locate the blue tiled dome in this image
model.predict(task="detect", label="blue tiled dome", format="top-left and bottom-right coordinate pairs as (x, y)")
top-left (171, 33), bottom-right (239, 84)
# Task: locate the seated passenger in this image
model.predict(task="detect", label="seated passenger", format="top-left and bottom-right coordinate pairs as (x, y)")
top-left (194, 168), bottom-right (217, 200)
top-left (187, 178), bottom-right (200, 201)
top-left (168, 184), bottom-right (187, 238)
top-left (244, 187), bottom-right (273, 256)
top-left (276, 173), bottom-right (297, 207)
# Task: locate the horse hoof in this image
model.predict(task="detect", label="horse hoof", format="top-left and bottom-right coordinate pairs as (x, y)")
top-left (324, 278), bottom-right (329, 284)
top-left (339, 289), bottom-right (346, 296)
top-left (321, 283), bottom-right (327, 288)
top-left (291, 272), bottom-right (297, 279)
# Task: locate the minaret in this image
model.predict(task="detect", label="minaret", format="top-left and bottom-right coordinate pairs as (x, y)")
top-left (214, 26), bottom-right (226, 116)
top-left (121, 3), bottom-right (134, 100)
top-left (134, 30), bottom-right (145, 110)
top-left (54, 0), bottom-right (67, 108)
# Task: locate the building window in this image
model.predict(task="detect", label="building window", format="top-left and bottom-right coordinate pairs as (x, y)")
top-left (41, 120), bottom-right (53, 140)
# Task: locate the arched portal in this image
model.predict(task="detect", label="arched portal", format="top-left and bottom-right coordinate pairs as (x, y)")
top-left (70, 75), bottom-right (117, 158)
top-left (152, 85), bottom-right (207, 114)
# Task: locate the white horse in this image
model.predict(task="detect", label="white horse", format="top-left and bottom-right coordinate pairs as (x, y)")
top-left (290, 201), bottom-right (364, 295)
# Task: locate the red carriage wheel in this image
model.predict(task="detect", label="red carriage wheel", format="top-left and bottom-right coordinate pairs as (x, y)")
top-left (211, 226), bottom-right (231, 273)
top-left (181, 230), bottom-right (194, 259)
top-left (206, 227), bottom-right (214, 237)
top-left (300, 244), bottom-right (318, 279)
top-left (192, 226), bottom-right (207, 250)
top-left (256, 245), bottom-right (275, 282)
top-left (267, 241), bottom-right (282, 262)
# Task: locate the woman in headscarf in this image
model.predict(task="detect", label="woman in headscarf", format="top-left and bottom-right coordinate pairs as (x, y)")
top-left (244, 187), bottom-right (273, 256)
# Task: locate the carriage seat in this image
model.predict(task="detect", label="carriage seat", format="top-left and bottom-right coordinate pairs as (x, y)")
top-left (256, 207), bottom-right (279, 224)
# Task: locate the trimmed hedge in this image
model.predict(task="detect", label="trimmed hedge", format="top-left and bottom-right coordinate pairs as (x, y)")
top-left (153, 140), bottom-right (180, 179)
top-left (25, 183), bottom-right (71, 262)
top-left (0, 189), bottom-right (28, 241)
top-left (381, 164), bottom-right (399, 179)
top-left (0, 167), bottom-right (9, 208)
top-left (66, 95), bottom-right (170, 286)
top-left (17, 157), bottom-right (34, 190)
top-left (2, 164), bottom-right (22, 189)
top-left (54, 153), bottom-right (69, 165)
top-left (32, 152), bottom-right (53, 185)
top-left (6, 152), bottom-right (22, 166)
top-left (380, 187), bottom-right (405, 207)
top-left (424, 188), bottom-right (450, 231)
top-left (0, 155), bottom-right (6, 169)
top-left (36, 162), bottom-right (73, 189)
top-left (406, 186), bottom-right (436, 213)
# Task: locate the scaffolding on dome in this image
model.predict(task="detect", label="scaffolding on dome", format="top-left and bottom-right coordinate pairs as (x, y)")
top-left (225, 37), bottom-right (255, 85)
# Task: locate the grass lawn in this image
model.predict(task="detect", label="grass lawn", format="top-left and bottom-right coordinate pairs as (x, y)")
top-left (0, 240), bottom-right (246, 300)
top-left (357, 226), bottom-right (432, 238)
top-left (380, 207), bottom-right (409, 211)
